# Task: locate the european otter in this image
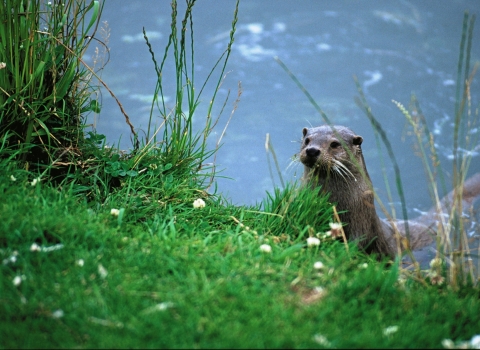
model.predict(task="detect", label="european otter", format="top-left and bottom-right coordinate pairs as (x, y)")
top-left (300, 125), bottom-right (480, 258)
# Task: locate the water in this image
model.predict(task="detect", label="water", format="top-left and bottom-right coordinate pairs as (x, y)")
top-left (86, 0), bottom-right (480, 223)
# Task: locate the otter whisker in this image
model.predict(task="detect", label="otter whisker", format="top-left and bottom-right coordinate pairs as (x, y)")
top-left (332, 159), bottom-right (357, 182)
top-left (332, 164), bottom-right (348, 182)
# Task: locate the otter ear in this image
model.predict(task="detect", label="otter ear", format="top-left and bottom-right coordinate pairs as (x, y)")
top-left (302, 128), bottom-right (308, 137)
top-left (353, 135), bottom-right (363, 146)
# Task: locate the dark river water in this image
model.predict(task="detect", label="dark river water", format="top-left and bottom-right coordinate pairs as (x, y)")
top-left (86, 0), bottom-right (480, 232)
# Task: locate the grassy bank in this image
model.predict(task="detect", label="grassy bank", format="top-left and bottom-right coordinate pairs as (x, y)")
top-left (1, 165), bottom-right (480, 348)
top-left (1, 1), bottom-right (480, 348)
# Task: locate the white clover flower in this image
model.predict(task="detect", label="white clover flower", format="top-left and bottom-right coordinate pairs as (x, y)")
top-left (3, 251), bottom-right (18, 265)
top-left (10, 175), bottom-right (16, 181)
top-left (193, 198), bottom-right (206, 209)
top-left (52, 309), bottom-right (64, 319)
top-left (98, 264), bottom-right (108, 279)
top-left (313, 334), bottom-right (331, 347)
top-left (30, 243), bottom-right (41, 252)
top-left (329, 222), bottom-right (342, 230)
top-left (313, 261), bottom-right (324, 270)
top-left (327, 222), bottom-right (343, 238)
top-left (383, 325), bottom-right (399, 336)
top-left (0, 62), bottom-right (6, 69)
top-left (441, 339), bottom-right (455, 349)
top-left (76, 259), bottom-right (84, 267)
top-left (30, 177), bottom-right (40, 186)
top-left (110, 208), bottom-right (120, 216)
top-left (359, 263), bottom-right (368, 269)
top-left (259, 244), bottom-right (272, 253)
top-left (9, 254), bottom-right (17, 263)
top-left (156, 301), bottom-right (174, 311)
top-left (429, 257), bottom-right (443, 269)
top-left (141, 301), bottom-right (175, 315)
top-left (470, 335), bottom-right (480, 349)
top-left (306, 237), bottom-right (321, 247)
top-left (13, 275), bottom-right (22, 286)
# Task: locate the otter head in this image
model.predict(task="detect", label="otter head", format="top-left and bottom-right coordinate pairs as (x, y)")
top-left (299, 125), bottom-right (365, 181)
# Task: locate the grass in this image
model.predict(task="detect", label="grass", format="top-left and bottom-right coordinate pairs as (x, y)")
top-left (0, 0), bottom-right (103, 170)
top-left (1, 1), bottom-right (480, 349)
top-left (1, 168), bottom-right (480, 348)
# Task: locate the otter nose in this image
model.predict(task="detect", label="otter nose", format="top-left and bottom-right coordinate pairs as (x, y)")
top-left (306, 147), bottom-right (320, 157)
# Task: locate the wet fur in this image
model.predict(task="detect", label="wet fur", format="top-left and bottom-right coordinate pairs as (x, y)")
top-left (299, 125), bottom-right (480, 258)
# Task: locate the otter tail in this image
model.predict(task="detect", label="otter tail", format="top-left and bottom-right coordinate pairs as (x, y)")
top-left (387, 172), bottom-right (480, 251)
top-left (416, 172), bottom-right (480, 228)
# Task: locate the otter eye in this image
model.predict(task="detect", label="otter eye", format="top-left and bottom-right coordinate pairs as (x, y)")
top-left (304, 137), bottom-right (310, 145)
top-left (330, 141), bottom-right (341, 149)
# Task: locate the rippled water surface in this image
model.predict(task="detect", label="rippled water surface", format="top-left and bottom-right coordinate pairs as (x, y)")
top-left (87, 0), bottom-right (480, 222)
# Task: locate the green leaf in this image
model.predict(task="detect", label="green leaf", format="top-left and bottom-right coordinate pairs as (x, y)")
top-left (81, 100), bottom-right (101, 114)
top-left (126, 170), bottom-right (138, 177)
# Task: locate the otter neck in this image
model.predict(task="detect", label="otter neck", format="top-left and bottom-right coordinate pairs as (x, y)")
top-left (305, 164), bottom-right (394, 257)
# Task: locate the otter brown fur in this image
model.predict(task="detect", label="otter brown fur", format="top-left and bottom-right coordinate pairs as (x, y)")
top-left (299, 125), bottom-right (480, 258)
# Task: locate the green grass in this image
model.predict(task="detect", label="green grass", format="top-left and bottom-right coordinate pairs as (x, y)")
top-left (1, 1), bottom-right (480, 348)
top-left (0, 0), bottom-right (103, 169)
top-left (1, 167), bottom-right (479, 348)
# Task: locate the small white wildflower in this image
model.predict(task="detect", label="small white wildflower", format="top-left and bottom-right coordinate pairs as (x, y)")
top-left (76, 259), bottom-right (84, 267)
top-left (306, 237), bottom-right (321, 247)
top-left (193, 198), bottom-right (206, 209)
top-left (259, 244), bottom-right (272, 253)
top-left (13, 275), bottom-right (22, 286)
top-left (329, 222), bottom-right (342, 230)
top-left (359, 263), bottom-right (368, 269)
top-left (0, 62), bottom-right (6, 69)
top-left (313, 261), bottom-right (325, 270)
top-left (10, 175), bottom-right (16, 181)
top-left (313, 334), bottom-right (331, 347)
top-left (30, 177), bottom-right (40, 186)
top-left (429, 257), bottom-right (443, 269)
top-left (156, 302), bottom-right (174, 311)
top-left (327, 222), bottom-right (343, 238)
top-left (383, 325), bottom-right (399, 336)
top-left (2, 252), bottom-right (18, 265)
top-left (30, 243), bottom-right (41, 252)
top-left (141, 302), bottom-right (175, 315)
top-left (441, 338), bottom-right (455, 349)
top-left (51, 309), bottom-right (64, 319)
top-left (397, 275), bottom-right (407, 287)
top-left (470, 335), bottom-right (480, 349)
top-left (110, 208), bottom-right (120, 216)
top-left (98, 264), bottom-right (108, 279)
